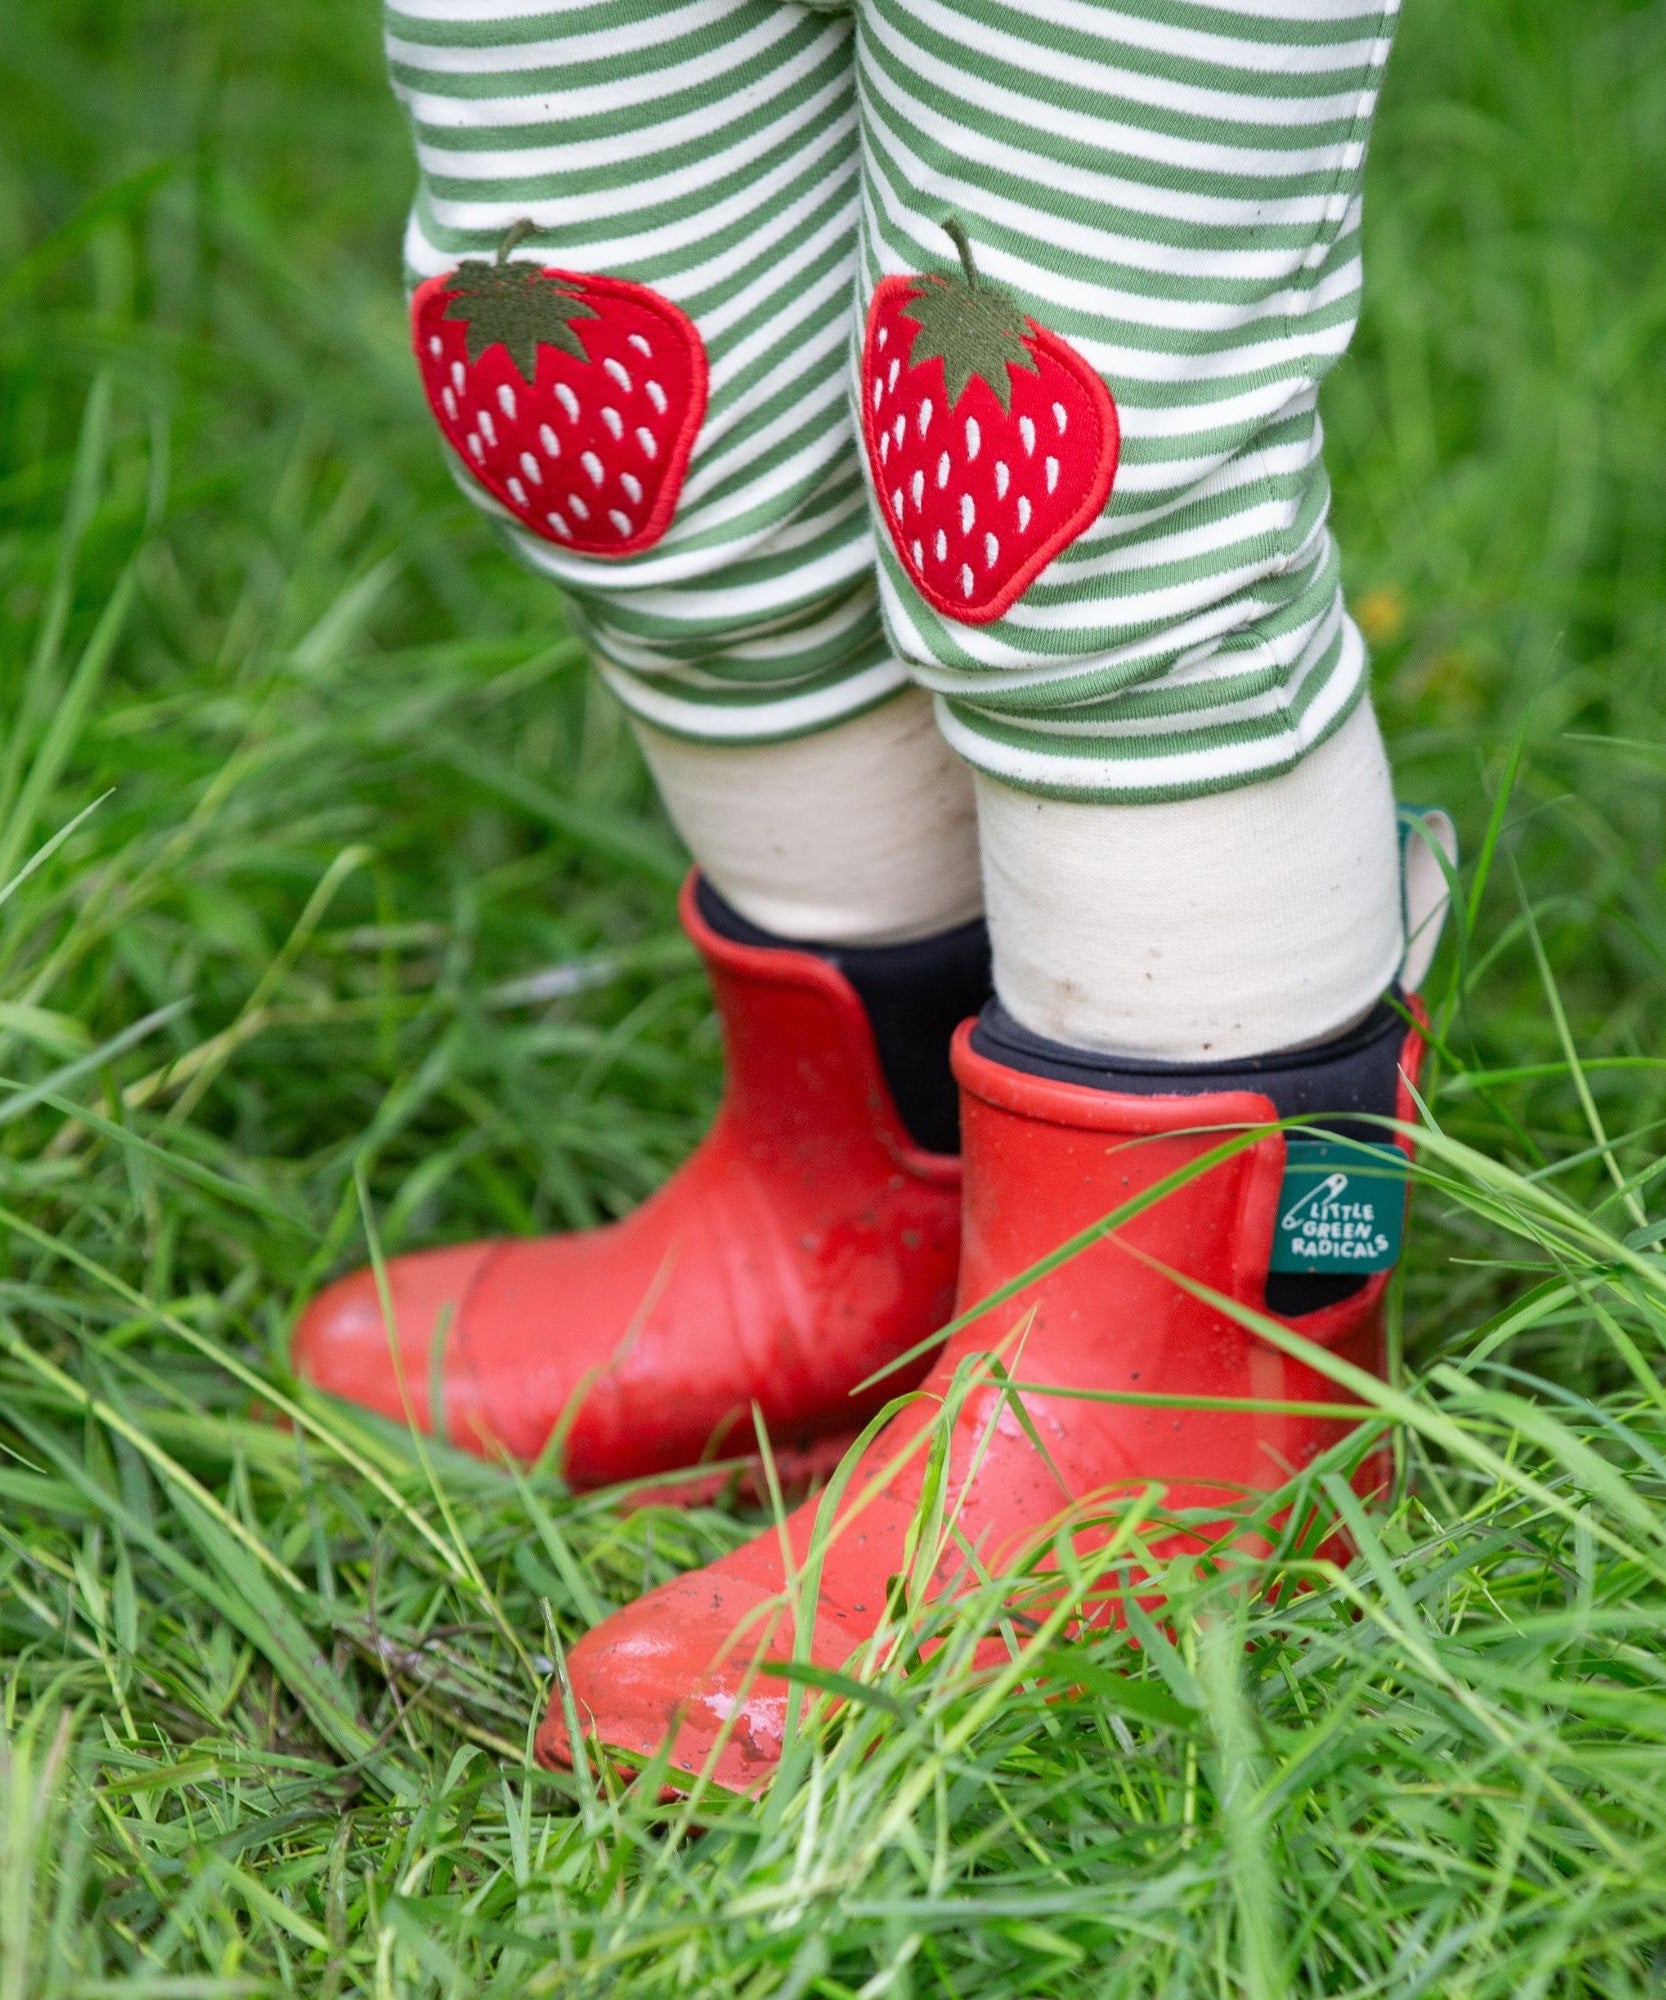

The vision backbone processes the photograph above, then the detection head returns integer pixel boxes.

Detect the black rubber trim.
[696,877,991,1156]
[970,995,1412,1316]
[970,995,1409,1142]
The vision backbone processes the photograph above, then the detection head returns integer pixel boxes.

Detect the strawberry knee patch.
[412,230,707,559]
[862,225,1118,625]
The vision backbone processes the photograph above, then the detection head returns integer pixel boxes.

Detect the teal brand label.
[1270,1141,1409,1275]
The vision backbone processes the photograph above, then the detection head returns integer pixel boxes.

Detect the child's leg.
[632,690,981,944]
[294,0,991,1478]
[388,0,980,937]
[975,699,1402,1059]
[541,0,1441,1792]
[853,0,1407,1054]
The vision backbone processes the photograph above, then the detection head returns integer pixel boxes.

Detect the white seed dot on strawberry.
[910,468,924,508]
[891,487,904,520]
[468,434,484,463]
[519,451,542,485]
[604,358,632,393]
[451,362,466,396]
[994,460,1010,499]
[1045,456,1060,494]
[508,477,528,507]
[556,383,580,423]
[621,472,643,505]
[628,333,653,358]
[918,398,933,439]
[960,492,975,533]
[601,407,624,442]
[429,336,443,359]
[442,387,458,422]
[887,357,900,393]
[960,563,974,599]
[1053,400,1068,435]
[547,511,572,539]
[877,325,889,350]
[479,410,498,448]
[1017,495,1032,531]
[636,427,658,461]
[912,538,924,567]
[646,380,668,416]
[872,379,884,411]
[498,384,517,421]
[881,434,891,466]
[1019,415,1036,455]
[965,416,981,461]
[540,424,560,459]
[985,531,999,569]
[892,414,905,448]
[936,451,951,490]
[581,451,604,488]
[935,528,948,562]
[609,508,633,537]
[568,493,591,522]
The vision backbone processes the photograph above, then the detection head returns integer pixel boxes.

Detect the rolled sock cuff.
[634,689,983,948]
[974,698,1407,1063]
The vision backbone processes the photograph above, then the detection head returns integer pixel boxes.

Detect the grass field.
[4,0,1666,1992]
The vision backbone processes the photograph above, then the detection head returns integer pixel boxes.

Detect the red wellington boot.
[537,998,1426,1790]
[292,877,985,1486]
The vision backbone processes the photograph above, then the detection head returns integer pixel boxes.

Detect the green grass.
[3,0,1666,1991]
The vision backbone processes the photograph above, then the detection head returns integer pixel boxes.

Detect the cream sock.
[630,688,984,946]
[974,700,1417,1063]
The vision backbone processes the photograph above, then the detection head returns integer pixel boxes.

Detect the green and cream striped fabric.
[857,0,1400,799]
[387,0,905,740]
[386,0,1399,800]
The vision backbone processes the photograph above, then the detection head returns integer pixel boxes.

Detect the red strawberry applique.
[861,223,1119,625]
[411,221,708,559]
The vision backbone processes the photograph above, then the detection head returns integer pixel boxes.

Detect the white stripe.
[862,9,1379,180]
[857,140,1357,292]
[931,625,1363,796]
[936,0,1391,79]
[499,473,871,597]
[697,197,858,343]
[599,657,907,739]
[386,0,751,76]
[403,15,820,146]
[390,0,664,20]
[423,78,852,232]
[1003,597,1344,740]
[688,361,849,500]
[893,0,1387,133]
[859,117,1354,273]
[885,534,1341,692]
[592,579,876,675]
[419,103,854,263]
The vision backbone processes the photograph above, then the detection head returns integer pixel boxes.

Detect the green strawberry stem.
[441,220,594,379]
[497,217,538,265]
[902,219,1037,412]
[942,219,980,292]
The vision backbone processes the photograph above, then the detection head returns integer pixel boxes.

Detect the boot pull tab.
[1397,803,1459,992]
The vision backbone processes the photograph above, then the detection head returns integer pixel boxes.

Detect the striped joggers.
[389,0,1399,806]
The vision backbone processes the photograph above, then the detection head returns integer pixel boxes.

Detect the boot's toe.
[291,1241,499,1438]
[537,1567,793,1793]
